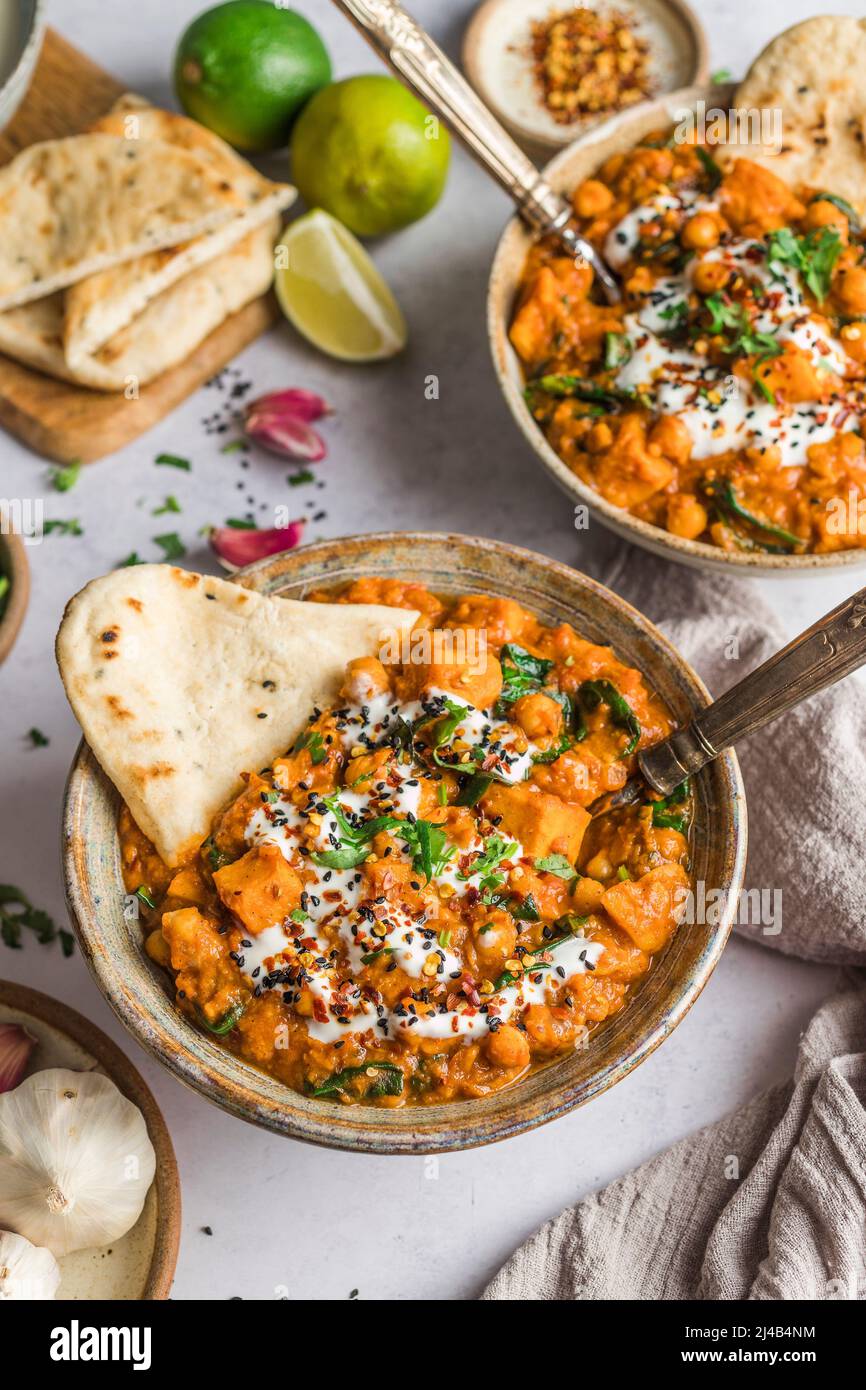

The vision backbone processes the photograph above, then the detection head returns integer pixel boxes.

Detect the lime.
[275,210,408,362]
[290,75,451,237]
[174,1,331,153]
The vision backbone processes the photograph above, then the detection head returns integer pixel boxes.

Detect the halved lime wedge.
[275,210,408,362]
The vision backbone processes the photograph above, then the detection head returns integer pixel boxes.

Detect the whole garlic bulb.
[0,1068,156,1257]
[0,1229,60,1299]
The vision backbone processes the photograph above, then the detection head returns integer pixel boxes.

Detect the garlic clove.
[0,1228,60,1300]
[209,520,306,572]
[0,1068,156,1258]
[245,388,331,424]
[0,1024,36,1094]
[244,408,327,462]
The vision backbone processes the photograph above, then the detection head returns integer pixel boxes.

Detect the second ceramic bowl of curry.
[63,533,747,1153]
[489,82,866,577]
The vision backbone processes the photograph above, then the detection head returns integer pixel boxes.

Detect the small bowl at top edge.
[462,0,709,156]
[62,532,747,1154]
[488,82,866,578]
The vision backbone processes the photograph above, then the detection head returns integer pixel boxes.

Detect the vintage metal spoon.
[591,586,866,816]
[331,0,621,302]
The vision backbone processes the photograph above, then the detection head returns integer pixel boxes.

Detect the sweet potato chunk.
[601,862,688,952]
[161,906,241,1025]
[481,781,590,861]
[213,845,302,934]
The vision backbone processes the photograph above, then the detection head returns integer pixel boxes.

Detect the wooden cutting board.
[0,28,280,463]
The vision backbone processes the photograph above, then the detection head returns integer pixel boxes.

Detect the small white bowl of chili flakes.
[463,0,709,154]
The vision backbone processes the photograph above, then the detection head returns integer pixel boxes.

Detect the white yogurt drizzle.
[602,191,857,467]
[236,685,596,1045]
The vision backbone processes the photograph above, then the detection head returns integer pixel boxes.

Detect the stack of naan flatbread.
[0,95,295,391]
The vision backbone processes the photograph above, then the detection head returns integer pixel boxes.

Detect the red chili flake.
[832,407,851,429]
[313,999,329,1023]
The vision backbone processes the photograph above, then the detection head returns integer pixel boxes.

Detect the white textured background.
[0,0,859,1300]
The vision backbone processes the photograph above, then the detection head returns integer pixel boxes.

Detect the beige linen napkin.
[483,547,866,1299]
[482,978,866,1300]
[598,549,866,964]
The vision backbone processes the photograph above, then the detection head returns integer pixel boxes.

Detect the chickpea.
[666,494,709,540]
[649,414,693,465]
[840,320,866,365]
[512,691,563,740]
[586,421,614,453]
[485,1024,530,1071]
[692,261,731,296]
[574,178,614,219]
[681,213,720,250]
[803,198,849,242]
[834,265,866,315]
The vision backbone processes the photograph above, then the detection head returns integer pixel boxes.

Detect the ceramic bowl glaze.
[63,533,747,1153]
[489,83,866,577]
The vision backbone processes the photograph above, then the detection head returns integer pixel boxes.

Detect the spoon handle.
[330,0,620,301]
[641,586,866,794]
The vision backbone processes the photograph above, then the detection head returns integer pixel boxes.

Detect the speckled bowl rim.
[0,979,180,1299]
[488,82,866,577]
[63,533,747,1154]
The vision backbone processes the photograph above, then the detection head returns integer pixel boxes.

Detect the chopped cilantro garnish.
[50,461,81,492]
[288,469,315,487]
[153,495,181,516]
[766,225,843,302]
[27,728,49,747]
[43,518,83,537]
[155,453,191,470]
[118,551,144,567]
[292,730,326,765]
[0,885,74,955]
[153,532,186,561]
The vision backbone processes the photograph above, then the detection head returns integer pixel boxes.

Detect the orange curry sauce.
[510,136,866,553]
[121,582,691,1106]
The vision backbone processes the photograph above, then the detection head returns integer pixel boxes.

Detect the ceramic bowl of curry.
[490,83,866,574]
[64,536,750,1156]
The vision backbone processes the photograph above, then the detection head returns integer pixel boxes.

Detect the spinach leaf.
[455,771,493,806]
[649,779,691,834]
[311,1061,403,1099]
[497,644,554,706]
[604,331,632,370]
[700,478,802,549]
[578,680,641,755]
[199,1001,246,1036]
[696,146,723,192]
[525,375,651,410]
